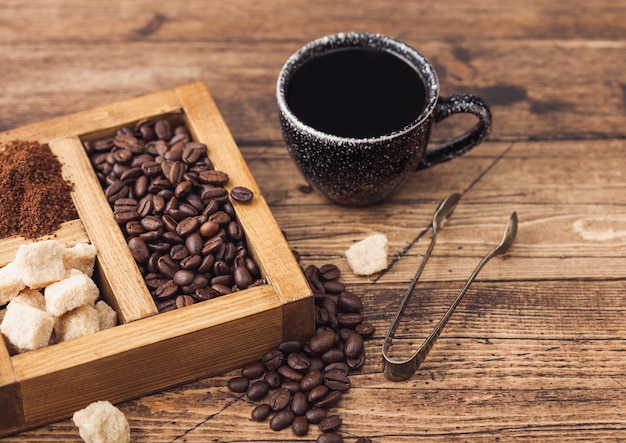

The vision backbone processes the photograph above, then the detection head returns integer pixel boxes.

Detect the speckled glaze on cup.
[277,32,492,206]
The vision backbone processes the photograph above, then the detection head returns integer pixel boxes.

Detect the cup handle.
[417,94,492,170]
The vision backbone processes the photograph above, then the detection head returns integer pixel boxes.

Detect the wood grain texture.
[1,0,626,441]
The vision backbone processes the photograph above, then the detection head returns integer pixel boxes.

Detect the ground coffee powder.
[0,140,78,239]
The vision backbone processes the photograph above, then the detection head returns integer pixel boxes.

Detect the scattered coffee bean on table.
[83,118,263,312]
[0,140,78,239]
[227,261,375,443]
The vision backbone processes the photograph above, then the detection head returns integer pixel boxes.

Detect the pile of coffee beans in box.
[83,118,262,312]
[228,261,374,443]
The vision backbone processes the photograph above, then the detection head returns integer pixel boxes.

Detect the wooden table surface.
[2,0,626,441]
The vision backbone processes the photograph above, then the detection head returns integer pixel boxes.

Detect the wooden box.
[0,82,313,437]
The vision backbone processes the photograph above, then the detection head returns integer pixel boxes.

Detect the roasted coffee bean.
[355,438,373,443]
[309,358,324,372]
[211,274,233,287]
[291,390,309,416]
[307,384,329,403]
[209,210,231,225]
[198,220,219,237]
[246,380,270,401]
[230,185,254,202]
[201,235,223,255]
[323,280,345,294]
[309,331,337,354]
[338,327,354,342]
[114,133,143,153]
[269,387,292,411]
[305,407,328,424]
[277,365,304,382]
[280,380,301,393]
[185,232,204,255]
[182,142,206,164]
[318,263,340,281]
[125,220,145,236]
[354,321,375,338]
[324,370,351,392]
[317,432,344,443]
[264,370,282,389]
[174,180,193,199]
[227,221,243,240]
[316,306,330,326]
[161,214,179,232]
[337,312,363,328]
[156,298,176,313]
[343,332,364,358]
[321,296,338,315]
[157,255,179,278]
[200,185,228,202]
[154,119,172,140]
[300,369,323,392]
[155,279,178,300]
[269,409,294,431]
[197,254,215,274]
[145,273,167,289]
[199,169,229,185]
[234,256,253,289]
[114,208,141,224]
[321,348,345,364]
[319,415,342,433]
[287,352,311,371]
[242,360,266,379]
[251,403,271,422]
[194,287,218,301]
[211,281,232,295]
[170,244,189,260]
[128,237,150,263]
[175,294,195,309]
[278,341,303,353]
[324,362,349,375]
[292,415,309,436]
[250,403,272,422]
[179,254,202,270]
[314,390,342,409]
[176,216,201,237]
[337,291,363,313]
[347,351,366,370]
[141,215,162,232]
[141,161,162,177]
[262,349,284,370]
[173,269,195,286]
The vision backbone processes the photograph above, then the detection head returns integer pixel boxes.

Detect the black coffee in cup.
[277,32,491,205]
[286,47,427,138]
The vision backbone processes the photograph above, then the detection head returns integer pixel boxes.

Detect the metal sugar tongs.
[382,193,518,381]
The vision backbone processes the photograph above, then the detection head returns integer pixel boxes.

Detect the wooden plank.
[48,137,158,323]
[11,285,282,429]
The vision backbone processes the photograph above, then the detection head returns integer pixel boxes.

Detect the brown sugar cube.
[44,270,99,317]
[0,262,26,305]
[72,400,130,443]
[345,233,389,276]
[63,242,97,277]
[54,304,100,343]
[1,301,55,353]
[95,300,118,330]
[14,240,67,289]
[11,289,46,311]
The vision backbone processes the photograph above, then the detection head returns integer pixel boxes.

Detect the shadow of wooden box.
[0,82,313,437]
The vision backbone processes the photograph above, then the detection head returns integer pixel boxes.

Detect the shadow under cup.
[277,32,492,206]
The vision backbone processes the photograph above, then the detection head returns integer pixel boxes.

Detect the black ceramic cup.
[276,32,492,206]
